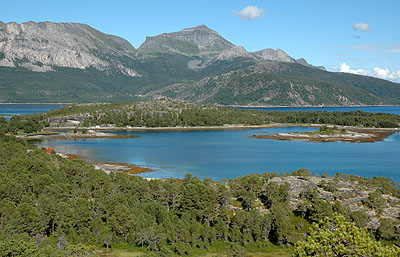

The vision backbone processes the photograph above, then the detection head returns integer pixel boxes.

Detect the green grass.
[99,241,293,257]
[100,243,147,257]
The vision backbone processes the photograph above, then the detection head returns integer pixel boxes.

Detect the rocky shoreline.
[57,152,154,176]
[19,131,138,139]
[251,127,398,143]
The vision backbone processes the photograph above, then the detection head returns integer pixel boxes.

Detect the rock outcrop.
[0,21,139,76]
[138,25,234,55]
[138,24,324,70]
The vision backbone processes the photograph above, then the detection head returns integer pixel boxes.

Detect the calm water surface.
[9,104,398,181]
[0,104,66,119]
[35,127,400,181]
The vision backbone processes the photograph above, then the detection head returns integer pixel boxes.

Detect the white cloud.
[373,67,400,81]
[352,22,371,32]
[235,6,265,20]
[340,63,400,82]
[339,63,369,75]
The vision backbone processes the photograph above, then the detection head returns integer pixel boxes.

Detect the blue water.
[7,104,398,181]
[0,104,66,120]
[34,126,400,182]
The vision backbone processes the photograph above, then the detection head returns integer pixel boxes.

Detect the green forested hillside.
[1,133,400,256]
[1,21,400,105]
[150,62,400,106]
[1,54,400,105]
[0,55,258,103]
[284,63,400,104]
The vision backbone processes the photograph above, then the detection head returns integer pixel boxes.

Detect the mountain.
[0,21,139,76]
[138,25,325,70]
[138,25,234,56]
[144,61,390,106]
[0,21,399,105]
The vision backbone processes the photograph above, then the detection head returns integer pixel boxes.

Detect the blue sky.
[1,0,400,81]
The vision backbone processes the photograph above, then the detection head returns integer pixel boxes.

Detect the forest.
[1,126,400,256]
[24,99,400,129]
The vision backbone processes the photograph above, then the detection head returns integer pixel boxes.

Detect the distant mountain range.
[0,21,399,106]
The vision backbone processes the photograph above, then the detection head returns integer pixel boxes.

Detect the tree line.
[24,99,400,129]
[1,134,400,256]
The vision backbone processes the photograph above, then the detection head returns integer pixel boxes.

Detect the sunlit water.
[34,127,400,181]
[7,104,400,181]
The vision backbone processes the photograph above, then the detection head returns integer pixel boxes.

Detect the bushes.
[1,133,400,255]
[363,191,386,212]
[293,214,400,257]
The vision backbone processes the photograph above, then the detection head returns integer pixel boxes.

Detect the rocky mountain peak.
[0,21,138,75]
[217,46,253,60]
[138,25,234,55]
[181,24,211,32]
[251,48,296,63]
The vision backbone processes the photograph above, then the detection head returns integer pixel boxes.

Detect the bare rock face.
[296,58,326,71]
[138,25,234,55]
[172,25,234,52]
[0,21,323,75]
[217,46,254,60]
[0,21,139,76]
[252,48,296,63]
[138,24,325,72]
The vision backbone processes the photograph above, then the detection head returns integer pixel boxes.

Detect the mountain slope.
[138,25,234,55]
[145,62,391,106]
[0,21,139,76]
[137,25,325,70]
[0,21,399,105]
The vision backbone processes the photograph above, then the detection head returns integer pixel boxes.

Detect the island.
[4,99,399,131]
[1,101,400,256]
[251,125,398,143]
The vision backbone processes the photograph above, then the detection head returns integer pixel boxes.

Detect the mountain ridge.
[137,24,325,70]
[0,21,399,106]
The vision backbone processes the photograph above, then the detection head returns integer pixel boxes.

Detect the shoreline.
[1,102,400,108]
[44,123,320,132]
[44,123,400,132]
[0,103,72,105]
[250,127,398,143]
[20,131,139,139]
[61,153,154,176]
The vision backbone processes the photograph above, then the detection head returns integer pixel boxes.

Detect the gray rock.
[252,48,296,63]
[138,25,234,55]
[296,58,326,71]
[0,21,139,76]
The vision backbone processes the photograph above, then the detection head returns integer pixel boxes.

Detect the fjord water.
[14,104,399,181]
[35,126,400,181]
[0,104,66,119]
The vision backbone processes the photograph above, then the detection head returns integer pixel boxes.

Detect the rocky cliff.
[0,21,139,76]
[138,24,324,70]
[1,21,399,105]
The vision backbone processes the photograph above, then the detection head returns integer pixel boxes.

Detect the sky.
[1,0,400,82]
